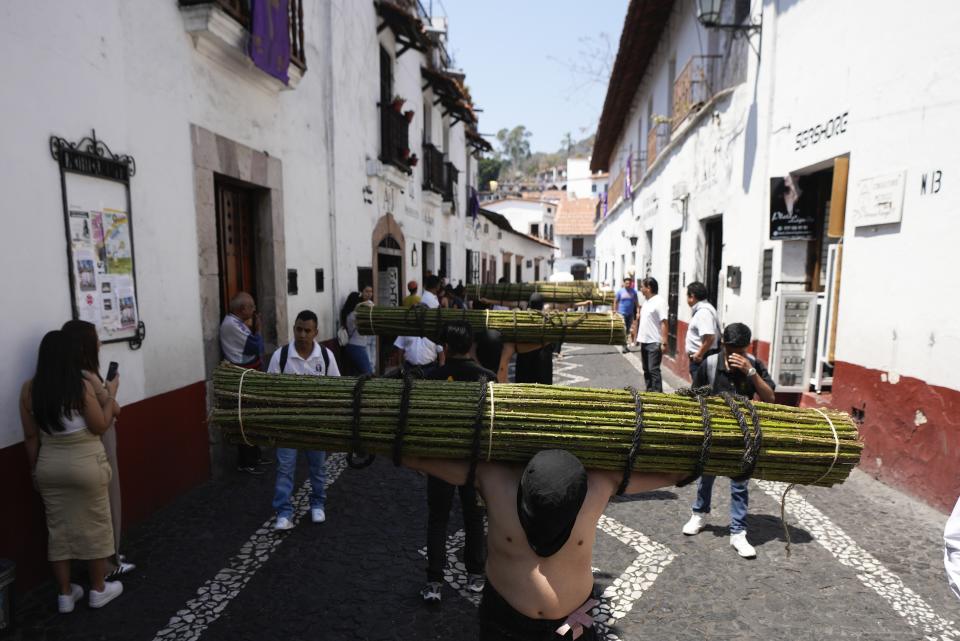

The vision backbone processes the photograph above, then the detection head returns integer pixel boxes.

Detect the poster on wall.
[53,131,141,347]
[769,175,817,240]
[851,171,906,227]
[66,207,139,340]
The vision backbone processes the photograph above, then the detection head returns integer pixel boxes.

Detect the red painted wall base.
[0,381,208,594]
[830,361,960,513]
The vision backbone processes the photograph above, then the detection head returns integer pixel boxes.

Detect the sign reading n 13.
[795,112,849,151]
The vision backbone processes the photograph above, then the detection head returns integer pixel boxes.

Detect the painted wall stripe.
[152,454,347,641]
[756,480,960,641]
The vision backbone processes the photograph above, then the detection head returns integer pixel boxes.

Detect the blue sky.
[440,0,629,154]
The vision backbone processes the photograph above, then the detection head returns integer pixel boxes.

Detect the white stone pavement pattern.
[145,344,959,641]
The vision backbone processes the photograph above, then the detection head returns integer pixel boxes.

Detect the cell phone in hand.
[106,361,119,382]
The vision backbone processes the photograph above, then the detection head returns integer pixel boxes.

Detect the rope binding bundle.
[359,305,627,346]
[215,365,862,489]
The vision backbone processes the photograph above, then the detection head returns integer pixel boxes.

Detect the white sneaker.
[311,507,326,523]
[730,531,757,558]
[89,581,123,609]
[274,516,294,531]
[57,583,84,614]
[682,512,707,536]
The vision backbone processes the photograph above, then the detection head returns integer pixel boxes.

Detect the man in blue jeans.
[614,276,639,353]
[266,310,340,530]
[681,322,775,558]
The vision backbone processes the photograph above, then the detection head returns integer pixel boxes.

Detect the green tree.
[478,157,504,190]
[495,125,533,176]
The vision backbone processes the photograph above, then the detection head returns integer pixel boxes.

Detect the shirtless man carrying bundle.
[405,450,680,640]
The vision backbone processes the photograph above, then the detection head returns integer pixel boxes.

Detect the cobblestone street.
[12,347,960,641]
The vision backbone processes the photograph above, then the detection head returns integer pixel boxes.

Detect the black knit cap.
[516,450,588,557]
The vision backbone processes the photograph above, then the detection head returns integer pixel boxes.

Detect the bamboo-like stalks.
[356,305,627,345]
[465,282,614,306]
[211,365,862,487]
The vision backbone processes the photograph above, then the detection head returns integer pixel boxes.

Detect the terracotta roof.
[521,190,565,203]
[555,196,599,236]
[591,0,676,172]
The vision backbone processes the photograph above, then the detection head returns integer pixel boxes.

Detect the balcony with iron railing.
[381,105,412,173]
[180,0,306,72]
[672,55,721,130]
[422,143,445,194]
[442,161,459,203]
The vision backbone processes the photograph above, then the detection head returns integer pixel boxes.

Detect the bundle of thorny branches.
[356,305,627,345]
[212,365,861,487]
[465,282,614,307]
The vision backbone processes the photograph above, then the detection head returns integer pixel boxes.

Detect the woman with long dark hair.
[61,320,135,580]
[19,330,123,612]
[340,291,374,374]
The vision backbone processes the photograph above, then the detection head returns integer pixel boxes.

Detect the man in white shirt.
[637,277,669,392]
[420,275,441,309]
[266,310,340,530]
[685,281,721,379]
[394,334,444,374]
[947,496,960,600]
[219,291,266,474]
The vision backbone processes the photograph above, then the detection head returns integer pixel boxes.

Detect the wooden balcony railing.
[608,169,625,208]
[671,55,720,130]
[443,161,459,203]
[646,120,670,167]
[381,105,412,173]
[180,0,306,71]
[422,143,445,194]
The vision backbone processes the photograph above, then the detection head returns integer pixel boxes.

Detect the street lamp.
[696,0,761,33]
[628,235,639,247]
[411,244,418,267]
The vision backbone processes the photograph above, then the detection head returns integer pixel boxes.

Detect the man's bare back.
[405,455,681,620]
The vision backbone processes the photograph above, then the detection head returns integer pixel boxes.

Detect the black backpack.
[278,344,331,375]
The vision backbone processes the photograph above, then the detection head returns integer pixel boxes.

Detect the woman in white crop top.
[19,329,124,613]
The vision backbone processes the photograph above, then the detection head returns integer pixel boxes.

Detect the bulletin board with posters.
[50,131,144,348]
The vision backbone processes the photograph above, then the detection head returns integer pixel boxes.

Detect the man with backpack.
[681,322,775,558]
[266,310,340,530]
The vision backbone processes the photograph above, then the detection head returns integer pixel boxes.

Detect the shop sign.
[852,171,906,227]
[769,176,816,240]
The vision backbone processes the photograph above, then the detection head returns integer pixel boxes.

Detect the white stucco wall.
[483,200,554,240]
[594,0,960,392]
[0,0,484,450]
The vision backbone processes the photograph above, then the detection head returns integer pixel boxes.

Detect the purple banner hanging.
[249,0,290,84]
[625,152,633,200]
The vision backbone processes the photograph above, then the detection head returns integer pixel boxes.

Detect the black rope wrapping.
[347,374,376,469]
[392,372,416,466]
[617,386,645,495]
[674,386,714,487]
[403,304,429,339]
[465,377,489,488]
[733,394,763,481]
[719,392,764,482]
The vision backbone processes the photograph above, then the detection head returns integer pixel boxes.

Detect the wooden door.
[216,181,257,316]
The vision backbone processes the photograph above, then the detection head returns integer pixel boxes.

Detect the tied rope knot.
[347,374,376,469]
[674,386,715,487]
[555,599,600,640]
[618,386,645,495]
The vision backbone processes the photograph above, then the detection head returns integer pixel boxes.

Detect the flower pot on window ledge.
[408,154,419,167]
[392,96,406,112]
[404,110,415,123]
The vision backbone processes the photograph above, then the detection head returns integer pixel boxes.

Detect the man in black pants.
[420,320,493,603]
